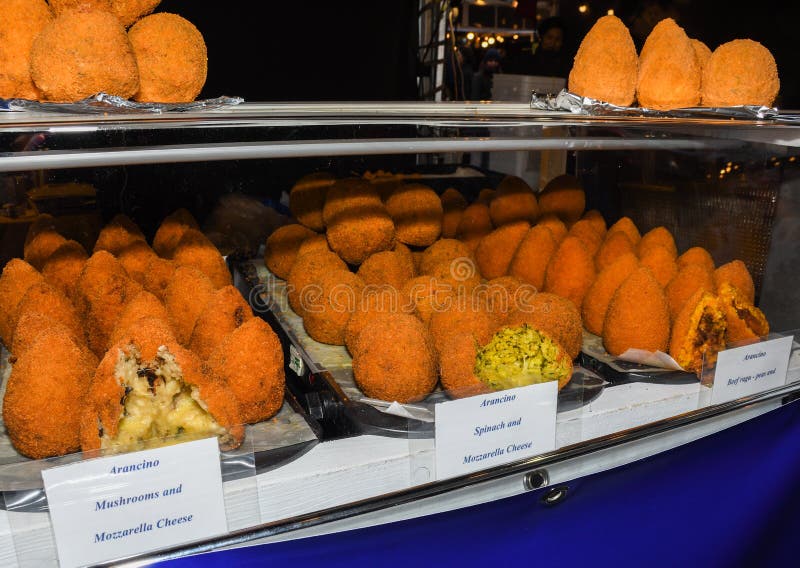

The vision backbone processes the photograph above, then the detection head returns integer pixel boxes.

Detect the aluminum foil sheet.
[0,93,244,114]
[531,89,783,121]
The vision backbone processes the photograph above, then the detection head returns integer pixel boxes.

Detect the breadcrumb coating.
[208,317,285,424]
[508,224,558,291]
[385,183,443,246]
[30,10,139,102]
[568,15,638,106]
[603,267,670,356]
[0,0,52,100]
[637,18,701,110]
[702,39,779,107]
[582,252,639,336]
[129,13,207,102]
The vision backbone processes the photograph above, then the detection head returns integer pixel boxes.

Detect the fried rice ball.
[506,292,583,360]
[189,285,253,360]
[677,246,715,273]
[286,249,348,317]
[603,267,670,356]
[321,178,382,226]
[691,39,712,70]
[0,0,52,100]
[713,259,755,304]
[581,210,607,236]
[595,231,635,272]
[152,208,199,259]
[0,259,45,348]
[384,183,443,247]
[77,250,144,356]
[264,224,317,280]
[142,256,177,301]
[718,283,769,345]
[109,315,177,361]
[400,275,458,325]
[23,229,68,271]
[418,239,472,277]
[456,201,494,252]
[607,216,641,246]
[163,265,217,346]
[567,218,603,257]
[702,39,779,107]
[48,0,111,16]
[351,313,437,403]
[536,214,568,243]
[344,289,413,353]
[80,340,244,453]
[129,13,207,102]
[538,174,586,225]
[637,18,701,110]
[637,226,677,259]
[441,188,468,238]
[110,289,170,344]
[356,249,414,289]
[544,236,596,309]
[93,213,146,256]
[508,224,558,291]
[5,329,96,459]
[297,233,331,257]
[669,289,727,376]
[208,317,285,424]
[10,311,82,360]
[477,188,495,204]
[568,14,638,107]
[14,281,84,346]
[289,172,336,232]
[665,263,715,321]
[393,241,416,278]
[117,240,158,284]
[489,175,539,227]
[326,204,396,266]
[475,221,531,280]
[41,239,88,302]
[438,333,492,399]
[640,245,678,288]
[428,302,499,356]
[173,228,232,289]
[483,275,529,323]
[303,269,365,346]
[112,0,162,28]
[582,252,639,336]
[30,10,139,102]
[23,214,57,251]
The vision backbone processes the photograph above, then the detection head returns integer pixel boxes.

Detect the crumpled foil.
[0,92,244,114]
[531,89,789,121]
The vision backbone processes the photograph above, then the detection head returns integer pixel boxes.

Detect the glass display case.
[0,102,799,566]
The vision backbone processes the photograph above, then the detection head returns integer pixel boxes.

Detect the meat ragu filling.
[101,346,233,452]
[694,308,726,365]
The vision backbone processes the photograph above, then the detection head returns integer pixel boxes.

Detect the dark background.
[160,0,800,109]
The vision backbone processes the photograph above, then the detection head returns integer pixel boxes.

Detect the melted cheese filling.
[101,347,229,452]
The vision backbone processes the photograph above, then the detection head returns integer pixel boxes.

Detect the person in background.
[471,48,502,100]
[619,0,679,52]
[526,17,570,78]
[444,46,475,100]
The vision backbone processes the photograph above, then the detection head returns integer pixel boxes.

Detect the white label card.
[434,382,558,480]
[42,437,228,568]
[711,335,793,405]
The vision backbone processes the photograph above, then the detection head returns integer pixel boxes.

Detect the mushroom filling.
[102,346,230,452]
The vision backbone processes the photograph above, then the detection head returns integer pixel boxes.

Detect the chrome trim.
[104,380,800,567]
[0,137,734,173]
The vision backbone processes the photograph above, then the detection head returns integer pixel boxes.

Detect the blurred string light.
[481,40,489,48]
[488,37,496,44]
[607,9,615,15]
[578,4,589,14]
[467,32,475,40]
